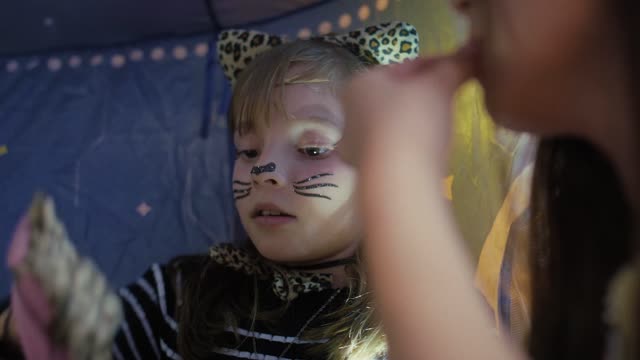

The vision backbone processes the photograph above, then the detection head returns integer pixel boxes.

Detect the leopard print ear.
[217,30,284,87]
[216,21,420,87]
[316,21,420,65]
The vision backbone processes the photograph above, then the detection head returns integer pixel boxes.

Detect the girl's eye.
[236,149,259,160]
[299,146,332,159]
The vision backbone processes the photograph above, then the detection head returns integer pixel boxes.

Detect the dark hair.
[614,0,640,353]
[527,138,633,360]
[172,254,259,359]
[528,2,639,358]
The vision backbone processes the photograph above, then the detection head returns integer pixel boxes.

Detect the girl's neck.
[283,257,355,271]
[312,264,352,289]
[284,257,356,288]
[283,247,359,289]
[575,47,638,203]
[279,240,359,288]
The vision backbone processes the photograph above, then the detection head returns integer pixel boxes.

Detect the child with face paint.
[0,22,420,360]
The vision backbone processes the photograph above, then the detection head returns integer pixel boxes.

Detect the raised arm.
[341,53,527,360]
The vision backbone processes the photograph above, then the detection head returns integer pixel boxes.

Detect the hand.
[7,194,122,360]
[338,49,473,174]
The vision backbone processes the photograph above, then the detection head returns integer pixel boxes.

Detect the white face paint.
[232,71,360,265]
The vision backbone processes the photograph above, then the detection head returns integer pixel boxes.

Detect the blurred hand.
[7,194,122,360]
[338,50,473,175]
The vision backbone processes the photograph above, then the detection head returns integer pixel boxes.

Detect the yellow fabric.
[475,164,532,328]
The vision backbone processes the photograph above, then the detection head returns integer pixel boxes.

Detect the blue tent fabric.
[0,0,392,295]
[0,35,236,293]
[0,0,331,55]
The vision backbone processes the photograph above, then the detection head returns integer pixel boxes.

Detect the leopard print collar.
[217,21,420,87]
[209,243,334,301]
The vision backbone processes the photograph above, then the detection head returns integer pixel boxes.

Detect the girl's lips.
[251,202,294,217]
[251,202,297,226]
[253,215,297,226]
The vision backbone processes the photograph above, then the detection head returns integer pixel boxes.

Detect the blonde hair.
[306,255,387,360]
[229,39,366,135]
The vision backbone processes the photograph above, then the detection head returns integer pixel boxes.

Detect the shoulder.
[120,262,179,315]
[118,255,207,314]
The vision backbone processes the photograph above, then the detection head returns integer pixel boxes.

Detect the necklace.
[278,288,343,359]
[282,257,356,271]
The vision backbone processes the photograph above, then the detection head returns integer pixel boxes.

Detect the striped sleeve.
[112,263,181,360]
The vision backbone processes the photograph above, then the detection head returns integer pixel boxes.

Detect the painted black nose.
[251,162,276,175]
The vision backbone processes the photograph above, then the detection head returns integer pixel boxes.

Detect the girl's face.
[456,0,615,135]
[232,73,360,264]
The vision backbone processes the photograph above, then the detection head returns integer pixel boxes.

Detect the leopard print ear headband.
[217,21,420,87]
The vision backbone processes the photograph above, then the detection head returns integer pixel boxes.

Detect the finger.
[396,52,474,96]
[334,130,359,168]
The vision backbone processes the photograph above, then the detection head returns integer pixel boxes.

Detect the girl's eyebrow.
[290,104,340,127]
[294,117,338,128]
[289,120,341,141]
[233,132,258,146]
[284,78,330,84]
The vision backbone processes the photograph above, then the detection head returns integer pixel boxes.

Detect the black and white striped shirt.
[113,263,346,359]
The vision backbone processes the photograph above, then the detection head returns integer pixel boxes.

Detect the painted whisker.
[233,179,252,200]
[292,174,336,200]
[292,183,338,190]
[294,173,333,185]
[234,190,251,200]
[294,191,331,200]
